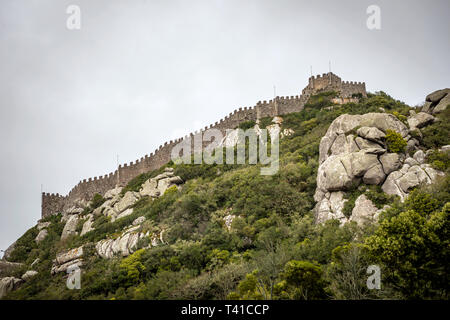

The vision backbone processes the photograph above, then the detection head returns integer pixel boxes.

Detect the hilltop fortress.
[42,72,367,218]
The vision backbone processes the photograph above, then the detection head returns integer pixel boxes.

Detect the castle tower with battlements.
[41,73,367,218]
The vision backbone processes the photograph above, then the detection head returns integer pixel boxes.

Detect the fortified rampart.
[42,73,367,218]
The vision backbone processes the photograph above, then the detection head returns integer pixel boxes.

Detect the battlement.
[41,73,366,217]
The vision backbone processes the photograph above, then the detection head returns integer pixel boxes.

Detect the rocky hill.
[1,89,449,300]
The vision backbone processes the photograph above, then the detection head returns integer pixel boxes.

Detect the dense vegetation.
[4,91,449,300]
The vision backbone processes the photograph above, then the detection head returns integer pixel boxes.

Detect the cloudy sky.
[0,0,449,257]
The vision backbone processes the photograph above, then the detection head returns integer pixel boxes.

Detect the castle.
[41,72,366,218]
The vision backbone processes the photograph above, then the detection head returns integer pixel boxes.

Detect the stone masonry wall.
[42,73,367,218]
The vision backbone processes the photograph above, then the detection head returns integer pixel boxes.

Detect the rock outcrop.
[0,277,23,299]
[61,214,79,240]
[422,88,450,114]
[0,260,23,277]
[314,112,443,224]
[95,226,149,259]
[51,246,84,275]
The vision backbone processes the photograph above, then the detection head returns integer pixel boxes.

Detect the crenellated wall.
[41,73,367,217]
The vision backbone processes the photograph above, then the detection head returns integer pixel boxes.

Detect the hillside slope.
[1,90,449,300]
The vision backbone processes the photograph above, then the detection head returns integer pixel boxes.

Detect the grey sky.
[0,0,449,257]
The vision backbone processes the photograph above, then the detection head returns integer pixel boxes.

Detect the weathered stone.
[114,208,134,222]
[349,194,379,226]
[382,170,406,200]
[397,171,420,193]
[56,247,84,265]
[37,222,51,231]
[132,216,146,226]
[316,155,357,192]
[413,150,426,164]
[95,230,148,259]
[51,259,83,275]
[422,101,433,113]
[61,215,79,240]
[355,137,383,150]
[407,112,435,130]
[356,126,386,142]
[363,164,386,185]
[433,94,450,114]
[404,157,419,167]
[426,89,449,103]
[0,261,23,277]
[80,214,94,236]
[0,277,23,299]
[114,191,140,213]
[35,229,48,243]
[21,270,38,281]
[315,192,347,225]
[140,178,160,197]
[348,151,380,178]
[104,187,123,199]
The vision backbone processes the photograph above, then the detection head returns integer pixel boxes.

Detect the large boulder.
[423,88,450,114]
[0,277,23,299]
[313,111,441,225]
[51,246,84,275]
[139,168,183,198]
[114,191,140,213]
[407,112,435,130]
[61,215,79,240]
[382,163,444,201]
[80,214,94,236]
[35,229,48,243]
[349,194,381,226]
[95,227,149,259]
[21,270,38,281]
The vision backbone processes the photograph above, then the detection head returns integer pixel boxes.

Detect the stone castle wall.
[42,73,367,218]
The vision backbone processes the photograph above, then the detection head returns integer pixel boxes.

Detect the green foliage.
[426,149,450,171]
[280,260,327,300]
[119,249,146,286]
[304,91,338,109]
[422,108,450,148]
[90,193,106,210]
[366,204,449,299]
[238,120,256,130]
[385,129,407,153]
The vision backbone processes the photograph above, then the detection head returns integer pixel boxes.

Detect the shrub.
[426,150,450,171]
[422,108,450,148]
[385,129,407,153]
[91,193,106,209]
[238,120,256,130]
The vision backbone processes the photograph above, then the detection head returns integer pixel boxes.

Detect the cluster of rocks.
[422,88,450,114]
[51,246,84,275]
[219,116,292,148]
[57,167,183,243]
[96,216,167,259]
[0,265,38,298]
[314,111,445,225]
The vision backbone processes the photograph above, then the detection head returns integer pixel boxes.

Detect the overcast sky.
[0,0,449,257]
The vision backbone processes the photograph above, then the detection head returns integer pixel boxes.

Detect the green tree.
[280,260,328,300]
